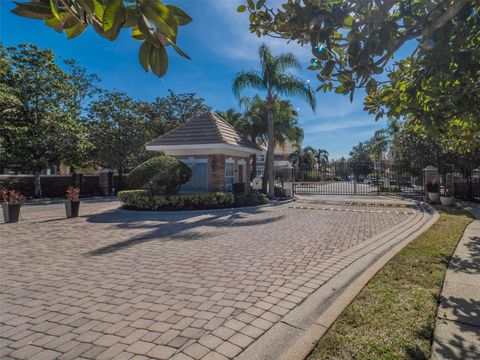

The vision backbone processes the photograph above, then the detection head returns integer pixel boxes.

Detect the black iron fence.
[278,161,423,197]
[449,169,480,202]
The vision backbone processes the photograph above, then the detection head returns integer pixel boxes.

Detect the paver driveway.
[1,199,417,359]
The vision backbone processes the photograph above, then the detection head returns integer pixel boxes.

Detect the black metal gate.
[282,161,423,197]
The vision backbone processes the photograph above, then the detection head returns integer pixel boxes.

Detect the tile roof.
[146,111,262,151]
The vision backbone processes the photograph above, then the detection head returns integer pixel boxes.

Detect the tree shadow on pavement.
[85,206,285,256]
[439,296,480,328]
[450,236,480,275]
[432,332,479,360]
[432,295,480,360]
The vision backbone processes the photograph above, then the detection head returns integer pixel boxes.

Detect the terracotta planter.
[2,202,21,223]
[65,200,80,218]
[428,192,440,203]
[440,196,455,207]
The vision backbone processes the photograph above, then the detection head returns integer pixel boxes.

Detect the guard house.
[145,112,263,193]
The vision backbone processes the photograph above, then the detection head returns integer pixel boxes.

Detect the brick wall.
[209,154,225,192]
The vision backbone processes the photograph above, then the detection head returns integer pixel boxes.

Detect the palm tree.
[367,129,390,161]
[242,96,304,149]
[316,149,329,166]
[232,44,316,197]
[290,146,317,171]
[219,97,304,186]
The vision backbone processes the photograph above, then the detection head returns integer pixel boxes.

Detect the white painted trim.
[146,143,263,155]
[237,159,246,166]
[225,157,235,164]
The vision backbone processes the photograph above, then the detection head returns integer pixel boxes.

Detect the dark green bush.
[127,156,192,195]
[118,190,235,210]
[234,191,267,207]
[234,193,247,207]
[304,171,322,181]
[274,186,287,198]
[258,193,269,204]
[232,183,246,194]
[246,192,259,205]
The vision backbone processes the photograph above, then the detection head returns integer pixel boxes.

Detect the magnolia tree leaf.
[12,1,53,19]
[49,0,60,20]
[139,41,151,71]
[139,0,176,37]
[12,0,192,77]
[92,0,105,19]
[76,0,94,14]
[131,27,145,40]
[149,44,168,76]
[65,21,87,39]
[103,0,126,35]
[123,5,137,28]
[167,5,192,25]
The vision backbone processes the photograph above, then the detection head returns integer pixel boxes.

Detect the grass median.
[308,207,474,360]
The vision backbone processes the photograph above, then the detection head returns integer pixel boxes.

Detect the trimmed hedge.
[127,156,192,195]
[234,192,254,207]
[118,190,235,211]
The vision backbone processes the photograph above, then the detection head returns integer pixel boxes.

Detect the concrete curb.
[236,203,439,360]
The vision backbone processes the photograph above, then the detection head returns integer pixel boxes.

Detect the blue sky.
[1,0,408,159]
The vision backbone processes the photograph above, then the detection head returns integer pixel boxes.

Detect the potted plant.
[1,189,24,223]
[440,187,455,207]
[426,182,440,203]
[65,186,80,218]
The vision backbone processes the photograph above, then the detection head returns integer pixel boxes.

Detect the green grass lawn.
[308,207,474,360]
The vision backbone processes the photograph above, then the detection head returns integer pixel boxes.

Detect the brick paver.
[1,199,416,359]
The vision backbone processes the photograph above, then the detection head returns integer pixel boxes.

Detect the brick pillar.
[423,166,439,203]
[209,154,225,192]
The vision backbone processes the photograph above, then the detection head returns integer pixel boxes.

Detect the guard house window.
[225,163,234,192]
[179,160,208,192]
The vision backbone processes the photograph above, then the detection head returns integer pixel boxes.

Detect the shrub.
[258,193,269,204]
[232,183,245,194]
[246,192,259,205]
[234,191,267,207]
[127,156,192,195]
[234,193,247,207]
[274,186,287,198]
[304,171,322,181]
[118,190,235,211]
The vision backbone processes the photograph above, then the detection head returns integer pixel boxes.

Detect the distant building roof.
[146,112,262,155]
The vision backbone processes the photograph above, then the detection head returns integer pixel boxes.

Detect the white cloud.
[208,0,312,63]
[306,118,377,133]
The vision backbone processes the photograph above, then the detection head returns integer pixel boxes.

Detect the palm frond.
[239,94,262,110]
[274,74,317,112]
[258,44,273,80]
[232,71,264,100]
[275,52,301,73]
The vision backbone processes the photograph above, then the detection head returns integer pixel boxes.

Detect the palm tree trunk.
[262,154,268,193]
[267,106,275,198]
[251,154,257,181]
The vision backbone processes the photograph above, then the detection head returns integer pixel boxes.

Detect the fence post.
[423,166,439,203]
